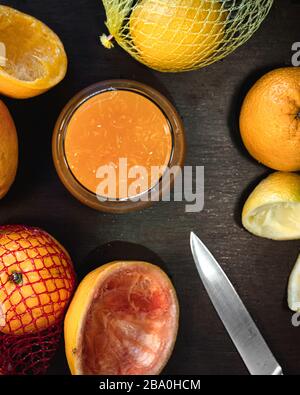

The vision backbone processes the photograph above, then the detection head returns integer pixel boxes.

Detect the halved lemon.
[288,255,300,311]
[0,6,67,99]
[242,172,300,240]
[64,261,179,375]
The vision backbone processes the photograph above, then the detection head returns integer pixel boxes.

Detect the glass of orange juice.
[52,80,185,213]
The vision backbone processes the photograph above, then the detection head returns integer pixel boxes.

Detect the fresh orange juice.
[65,90,172,199]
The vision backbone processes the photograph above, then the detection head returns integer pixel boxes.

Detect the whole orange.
[240,67,300,171]
[0,101,18,199]
[0,225,76,335]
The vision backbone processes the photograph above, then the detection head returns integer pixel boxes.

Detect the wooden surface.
[1,0,300,375]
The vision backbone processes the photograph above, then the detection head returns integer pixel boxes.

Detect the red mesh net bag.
[0,225,76,375]
[0,322,63,375]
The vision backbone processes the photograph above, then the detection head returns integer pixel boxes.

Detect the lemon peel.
[288,255,300,312]
[242,172,300,240]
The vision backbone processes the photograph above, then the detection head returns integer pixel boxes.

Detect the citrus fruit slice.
[240,67,300,171]
[0,225,76,335]
[242,172,300,240]
[0,101,18,199]
[129,0,227,72]
[64,261,179,375]
[0,6,67,99]
[288,254,300,312]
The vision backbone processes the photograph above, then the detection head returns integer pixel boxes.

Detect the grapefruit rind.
[64,261,179,375]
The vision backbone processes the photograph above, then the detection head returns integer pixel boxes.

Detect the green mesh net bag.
[100,0,274,72]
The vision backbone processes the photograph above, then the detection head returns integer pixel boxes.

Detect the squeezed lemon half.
[288,255,300,312]
[242,172,300,240]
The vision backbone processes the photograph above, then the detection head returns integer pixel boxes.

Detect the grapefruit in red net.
[64,261,179,375]
[0,225,76,335]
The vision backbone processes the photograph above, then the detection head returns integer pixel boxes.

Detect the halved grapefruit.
[64,261,179,375]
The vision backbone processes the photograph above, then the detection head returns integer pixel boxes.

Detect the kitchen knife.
[190,231,283,375]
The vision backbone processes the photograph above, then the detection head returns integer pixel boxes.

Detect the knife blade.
[190,231,283,376]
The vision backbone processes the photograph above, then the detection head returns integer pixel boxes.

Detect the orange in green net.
[130,0,227,72]
[101,0,274,73]
[0,225,76,335]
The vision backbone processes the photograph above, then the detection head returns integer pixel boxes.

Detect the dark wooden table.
[1,0,299,375]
